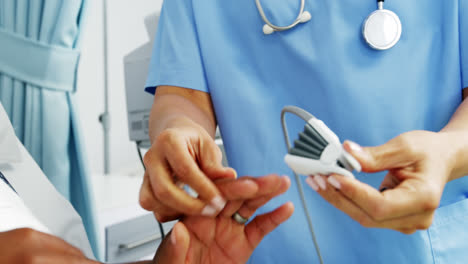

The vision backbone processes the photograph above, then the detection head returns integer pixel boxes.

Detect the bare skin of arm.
[439,88,468,180]
[149,86,217,140]
[1,175,293,264]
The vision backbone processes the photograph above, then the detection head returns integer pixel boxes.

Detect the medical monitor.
[124,13,159,148]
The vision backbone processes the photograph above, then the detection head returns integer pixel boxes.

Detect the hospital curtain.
[0,0,99,259]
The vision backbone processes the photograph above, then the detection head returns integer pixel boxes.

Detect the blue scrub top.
[146,1,468,263]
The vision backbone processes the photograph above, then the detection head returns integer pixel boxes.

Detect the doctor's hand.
[153,174,294,264]
[307,131,458,234]
[140,116,237,222]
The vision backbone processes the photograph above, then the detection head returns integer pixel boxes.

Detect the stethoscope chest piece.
[363,2,402,50]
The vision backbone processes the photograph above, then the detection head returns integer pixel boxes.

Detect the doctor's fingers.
[326,174,439,221]
[235,176,291,219]
[343,139,417,173]
[145,161,224,218]
[197,135,237,181]
[157,137,228,211]
[216,177,261,217]
[139,173,182,222]
[221,175,291,218]
[141,173,260,221]
[314,178,435,231]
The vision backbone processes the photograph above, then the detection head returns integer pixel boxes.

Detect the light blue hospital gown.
[146,1,468,263]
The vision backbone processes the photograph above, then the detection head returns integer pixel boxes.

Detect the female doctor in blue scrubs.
[139,0,468,263]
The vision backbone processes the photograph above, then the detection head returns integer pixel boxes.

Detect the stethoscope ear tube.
[256,0,401,50]
[256,0,311,34]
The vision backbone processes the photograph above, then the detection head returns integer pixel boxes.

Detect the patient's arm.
[0,228,154,264]
[0,228,100,264]
[0,175,293,264]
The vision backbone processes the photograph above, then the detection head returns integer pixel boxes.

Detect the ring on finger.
[232,212,249,224]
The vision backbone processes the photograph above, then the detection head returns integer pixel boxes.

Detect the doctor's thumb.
[344,140,407,173]
[199,139,238,180]
[203,162,238,181]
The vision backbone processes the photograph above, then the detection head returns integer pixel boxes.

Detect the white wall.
[76,0,163,175]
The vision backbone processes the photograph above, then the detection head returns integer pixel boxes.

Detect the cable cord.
[281,106,324,264]
[136,142,166,240]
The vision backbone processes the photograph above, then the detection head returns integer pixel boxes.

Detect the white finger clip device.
[281,106,361,178]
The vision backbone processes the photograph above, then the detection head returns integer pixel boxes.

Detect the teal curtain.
[0,0,100,260]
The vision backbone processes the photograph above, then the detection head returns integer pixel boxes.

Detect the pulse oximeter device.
[281,106,361,178]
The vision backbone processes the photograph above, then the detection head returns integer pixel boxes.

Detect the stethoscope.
[255,0,402,50]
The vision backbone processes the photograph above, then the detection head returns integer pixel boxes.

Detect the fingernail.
[225,167,237,179]
[231,169,238,179]
[314,175,327,190]
[347,141,365,155]
[282,175,291,185]
[328,176,341,189]
[305,177,319,191]
[201,205,217,216]
[210,196,226,211]
[241,179,257,187]
[171,225,177,245]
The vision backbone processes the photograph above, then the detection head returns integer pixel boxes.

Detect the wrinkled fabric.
[0,99,21,163]
[0,0,99,260]
[0,102,93,258]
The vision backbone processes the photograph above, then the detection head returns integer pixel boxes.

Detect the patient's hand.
[0,228,99,264]
[154,174,293,264]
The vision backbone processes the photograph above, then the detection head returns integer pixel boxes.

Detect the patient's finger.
[237,176,290,219]
[251,175,286,196]
[245,202,294,249]
[216,179,258,217]
[154,222,191,264]
[220,175,289,217]
[220,200,244,217]
[215,178,259,200]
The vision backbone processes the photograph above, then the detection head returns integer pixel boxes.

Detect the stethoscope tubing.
[255,0,306,31]
[256,0,401,51]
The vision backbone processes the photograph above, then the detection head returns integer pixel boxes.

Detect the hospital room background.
[72,0,175,262]
[1,0,180,262]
